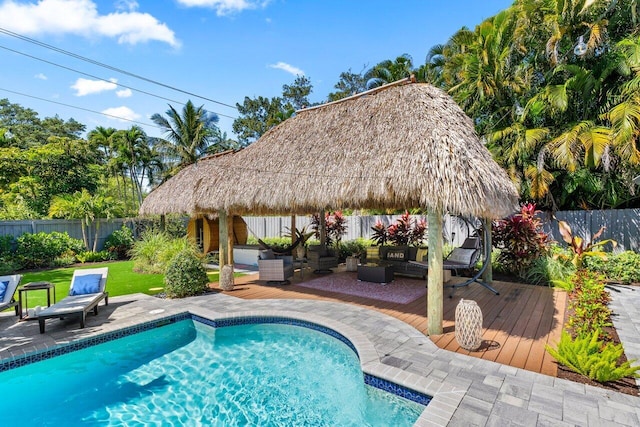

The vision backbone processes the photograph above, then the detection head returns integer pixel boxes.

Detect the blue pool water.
[0,319,425,426]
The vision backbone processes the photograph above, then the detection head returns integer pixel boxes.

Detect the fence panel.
[2,210,639,252]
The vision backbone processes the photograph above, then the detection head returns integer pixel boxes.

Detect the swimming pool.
[0,315,429,426]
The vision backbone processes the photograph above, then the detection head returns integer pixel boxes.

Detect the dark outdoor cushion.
[70,274,102,296]
[258,249,275,260]
[0,280,8,301]
[460,237,480,249]
[408,246,418,261]
[385,247,408,261]
[308,245,328,257]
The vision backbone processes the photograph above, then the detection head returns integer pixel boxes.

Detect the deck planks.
[223,269,564,377]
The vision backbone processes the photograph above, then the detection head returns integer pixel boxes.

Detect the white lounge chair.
[37,267,109,333]
[0,274,22,315]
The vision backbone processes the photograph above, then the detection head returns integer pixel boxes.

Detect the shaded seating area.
[37,267,109,333]
[307,245,339,273]
[258,249,294,284]
[0,274,22,316]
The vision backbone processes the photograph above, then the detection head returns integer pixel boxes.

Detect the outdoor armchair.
[37,267,109,333]
[0,274,22,315]
[307,245,339,273]
[258,249,294,284]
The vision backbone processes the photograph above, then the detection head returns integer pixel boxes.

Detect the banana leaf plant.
[557,220,617,269]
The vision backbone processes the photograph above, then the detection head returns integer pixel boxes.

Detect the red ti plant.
[557,220,616,269]
[311,211,348,247]
[370,211,427,246]
[492,203,550,277]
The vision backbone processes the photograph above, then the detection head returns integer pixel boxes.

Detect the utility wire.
[0,27,238,111]
[0,87,164,129]
[0,43,238,120]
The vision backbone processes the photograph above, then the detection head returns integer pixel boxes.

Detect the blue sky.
[0,0,513,140]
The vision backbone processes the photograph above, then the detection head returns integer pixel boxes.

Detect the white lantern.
[455,299,483,351]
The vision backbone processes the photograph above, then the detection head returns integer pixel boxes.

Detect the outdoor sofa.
[365,246,429,278]
[37,267,109,333]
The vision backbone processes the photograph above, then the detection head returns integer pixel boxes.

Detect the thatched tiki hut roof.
[191,80,518,218]
[140,79,519,335]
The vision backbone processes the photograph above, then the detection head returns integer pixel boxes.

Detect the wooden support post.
[427,209,444,335]
[482,218,493,284]
[227,214,234,266]
[219,210,229,267]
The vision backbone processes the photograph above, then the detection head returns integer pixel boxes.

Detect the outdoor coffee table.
[357,264,394,284]
[18,281,56,320]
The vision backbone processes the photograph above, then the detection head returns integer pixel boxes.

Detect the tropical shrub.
[336,238,370,261]
[370,212,427,246]
[130,231,195,274]
[522,253,575,286]
[557,221,617,269]
[492,203,549,278]
[567,270,612,338]
[104,225,134,260]
[311,211,348,247]
[164,249,210,298]
[15,231,84,269]
[546,330,640,383]
[76,250,114,263]
[584,251,640,285]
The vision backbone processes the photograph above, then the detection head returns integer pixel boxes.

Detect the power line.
[0,27,239,111]
[0,43,238,120]
[0,87,164,129]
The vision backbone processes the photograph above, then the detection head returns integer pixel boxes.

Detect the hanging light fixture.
[574,35,588,57]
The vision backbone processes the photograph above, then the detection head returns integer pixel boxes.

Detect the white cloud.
[71,77,118,96]
[0,0,180,47]
[177,0,269,16]
[102,106,140,122]
[116,88,132,98]
[268,62,304,76]
[34,73,48,80]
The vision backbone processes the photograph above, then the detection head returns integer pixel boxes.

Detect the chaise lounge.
[37,267,109,333]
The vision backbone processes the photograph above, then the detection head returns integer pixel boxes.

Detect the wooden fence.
[1,209,638,252]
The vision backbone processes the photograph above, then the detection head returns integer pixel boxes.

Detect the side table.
[293,258,308,279]
[18,281,56,320]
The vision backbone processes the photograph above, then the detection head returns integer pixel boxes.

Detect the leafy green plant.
[546,330,640,383]
[104,225,134,260]
[130,231,196,274]
[492,203,550,277]
[522,254,575,286]
[15,231,85,269]
[76,250,114,263]
[584,251,640,285]
[557,221,617,269]
[336,238,370,261]
[164,249,210,298]
[567,271,612,338]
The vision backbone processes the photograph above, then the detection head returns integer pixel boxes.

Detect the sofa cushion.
[70,274,102,295]
[0,280,8,301]
[384,247,408,261]
[416,247,428,262]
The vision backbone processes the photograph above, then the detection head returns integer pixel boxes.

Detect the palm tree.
[151,100,221,179]
[364,54,415,89]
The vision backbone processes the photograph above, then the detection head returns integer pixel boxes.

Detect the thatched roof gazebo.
[140,78,519,334]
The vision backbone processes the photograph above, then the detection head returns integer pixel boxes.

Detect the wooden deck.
[221,268,566,377]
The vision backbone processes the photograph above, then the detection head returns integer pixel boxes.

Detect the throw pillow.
[366,247,379,261]
[71,274,102,296]
[416,248,428,262]
[259,249,275,260]
[385,248,408,261]
[0,280,8,301]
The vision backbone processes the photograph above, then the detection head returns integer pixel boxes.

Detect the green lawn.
[10,261,233,308]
